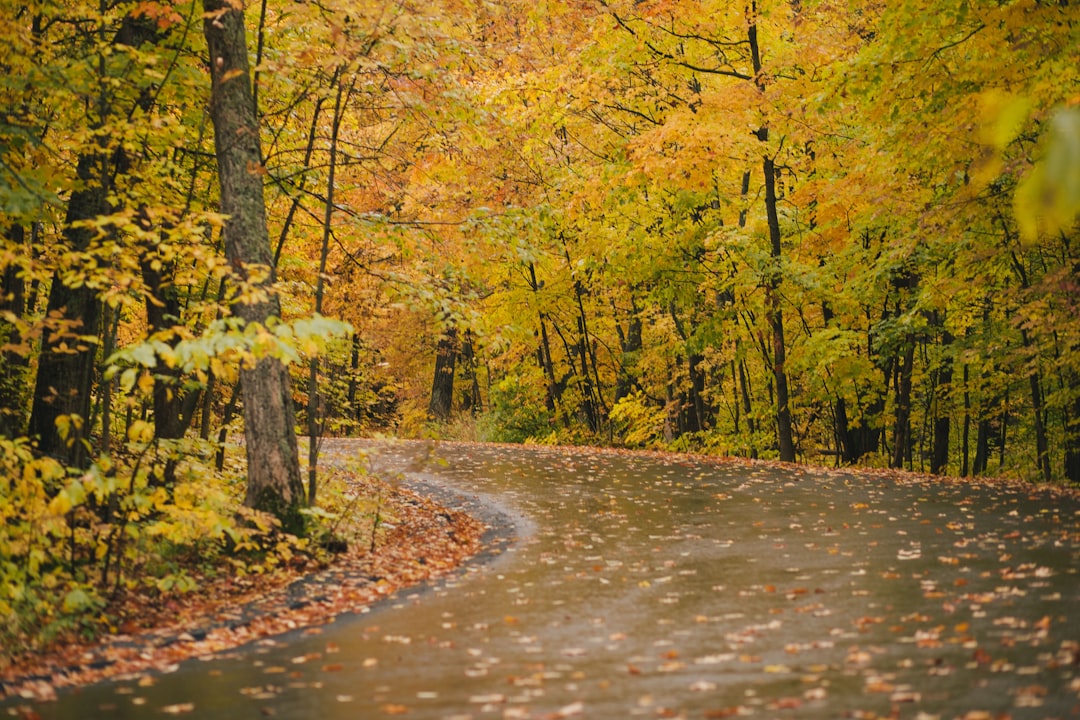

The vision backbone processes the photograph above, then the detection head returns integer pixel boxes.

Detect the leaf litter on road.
[5,440,1079,720]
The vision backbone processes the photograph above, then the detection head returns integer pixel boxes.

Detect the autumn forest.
[1,0,1079,661]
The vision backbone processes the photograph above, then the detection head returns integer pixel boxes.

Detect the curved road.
[24,440,1080,719]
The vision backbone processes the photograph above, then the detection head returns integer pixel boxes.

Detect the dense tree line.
[407,0,1079,485]
[0,0,1077,650]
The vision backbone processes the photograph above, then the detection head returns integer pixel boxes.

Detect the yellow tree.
[579,0,869,459]
[823,0,1080,480]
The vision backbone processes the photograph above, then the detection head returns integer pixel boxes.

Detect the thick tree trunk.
[203,0,304,533]
[28,13,162,466]
[29,152,106,467]
[429,326,457,420]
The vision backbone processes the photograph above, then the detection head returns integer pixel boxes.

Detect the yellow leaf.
[137,371,155,396]
[978,90,1030,150]
[48,490,72,516]
[128,419,154,443]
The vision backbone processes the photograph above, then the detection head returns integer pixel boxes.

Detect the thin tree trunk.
[961,364,971,477]
[99,306,119,456]
[973,417,991,475]
[998,389,1008,470]
[738,357,757,459]
[1027,369,1051,482]
[730,360,741,435]
[763,155,795,462]
[204,0,305,532]
[0,225,29,437]
[460,330,482,413]
[574,313,599,432]
[347,332,361,425]
[931,328,954,475]
[891,342,915,469]
[1064,382,1080,484]
[1018,328,1051,482]
[141,243,188,486]
[745,4,793,462]
[614,306,642,404]
[273,87,332,266]
[668,303,710,433]
[307,73,349,506]
[528,263,561,415]
[215,380,241,472]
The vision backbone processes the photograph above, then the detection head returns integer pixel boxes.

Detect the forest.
[1,0,1078,662]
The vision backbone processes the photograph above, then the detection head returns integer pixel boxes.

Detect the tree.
[26,12,161,466]
[203,0,305,531]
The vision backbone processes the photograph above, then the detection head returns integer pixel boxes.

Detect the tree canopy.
[1,0,1078,652]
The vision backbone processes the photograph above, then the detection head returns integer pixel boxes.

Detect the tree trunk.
[28,13,162,466]
[738,357,757,459]
[1027,370,1051,483]
[744,6,793,462]
[891,341,915,469]
[347,332,361,425]
[28,152,106,467]
[571,278,604,432]
[428,326,457,420]
[1064,383,1080,484]
[203,0,305,533]
[763,155,795,462]
[0,225,29,437]
[141,246,189,485]
[973,417,992,475]
[961,364,971,477]
[931,328,954,475]
[688,353,709,432]
[614,308,642,404]
[307,73,348,507]
[528,263,561,416]
[1017,329,1051,482]
[460,330,482,413]
[668,303,710,434]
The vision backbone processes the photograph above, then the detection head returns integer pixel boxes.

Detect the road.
[28,440,1080,719]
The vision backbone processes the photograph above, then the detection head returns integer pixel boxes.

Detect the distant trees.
[388,0,1079,483]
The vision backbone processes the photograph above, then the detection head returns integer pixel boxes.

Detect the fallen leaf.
[160,703,195,715]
